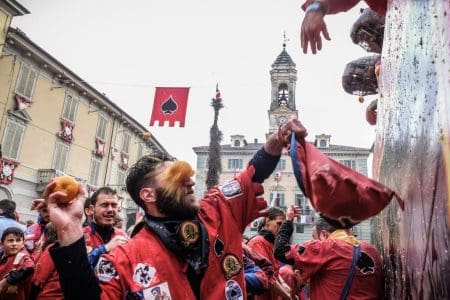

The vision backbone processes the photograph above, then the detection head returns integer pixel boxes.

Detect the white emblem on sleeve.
[143,281,172,299]
[96,257,118,282]
[224,280,243,300]
[219,180,243,199]
[133,263,156,288]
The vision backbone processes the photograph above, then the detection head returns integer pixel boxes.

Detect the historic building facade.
[0,26,168,228]
[193,45,372,243]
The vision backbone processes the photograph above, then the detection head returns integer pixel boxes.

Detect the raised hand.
[301,4,330,54]
[286,205,301,222]
[43,180,85,246]
[278,119,308,146]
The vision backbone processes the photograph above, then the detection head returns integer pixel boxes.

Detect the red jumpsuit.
[93,166,267,299]
[83,223,127,250]
[247,234,280,300]
[24,223,45,260]
[301,0,387,16]
[0,250,34,300]
[32,243,63,300]
[286,238,383,299]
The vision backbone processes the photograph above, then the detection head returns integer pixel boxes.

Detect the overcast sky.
[12,0,373,167]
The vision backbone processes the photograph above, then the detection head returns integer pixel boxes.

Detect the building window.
[137,143,143,160]
[15,63,38,100]
[319,140,327,148]
[121,132,131,154]
[295,193,305,207]
[271,192,285,208]
[53,141,70,171]
[278,83,289,105]
[96,114,108,141]
[196,155,207,169]
[295,224,304,233]
[116,169,126,187]
[340,159,356,169]
[234,140,240,147]
[1,119,26,160]
[228,158,243,170]
[62,92,78,123]
[88,157,102,186]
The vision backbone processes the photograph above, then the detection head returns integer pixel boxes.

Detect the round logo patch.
[221,254,241,279]
[180,221,200,246]
[224,280,243,300]
[96,257,118,282]
[133,263,156,288]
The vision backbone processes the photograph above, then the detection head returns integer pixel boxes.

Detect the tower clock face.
[278,116,288,125]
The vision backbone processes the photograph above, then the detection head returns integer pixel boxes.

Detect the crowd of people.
[0,1,396,298]
[0,119,385,299]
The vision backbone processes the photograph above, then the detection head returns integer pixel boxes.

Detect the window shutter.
[53,143,62,170]
[24,69,37,98]
[16,65,30,96]
[96,116,107,140]
[10,124,24,160]
[89,158,101,185]
[61,144,68,171]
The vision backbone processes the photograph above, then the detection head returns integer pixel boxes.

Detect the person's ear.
[319,230,329,240]
[139,187,156,204]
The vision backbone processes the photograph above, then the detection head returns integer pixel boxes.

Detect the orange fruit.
[50,176,79,203]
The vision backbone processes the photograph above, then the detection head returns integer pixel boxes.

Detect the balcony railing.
[36,169,57,193]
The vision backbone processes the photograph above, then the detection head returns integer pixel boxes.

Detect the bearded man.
[44,119,305,300]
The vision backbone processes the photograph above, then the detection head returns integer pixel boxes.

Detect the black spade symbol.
[356,251,375,274]
[214,235,224,257]
[161,96,178,115]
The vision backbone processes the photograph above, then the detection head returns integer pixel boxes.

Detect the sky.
[12,0,375,167]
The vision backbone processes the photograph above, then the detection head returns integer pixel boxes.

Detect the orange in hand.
[50,176,79,203]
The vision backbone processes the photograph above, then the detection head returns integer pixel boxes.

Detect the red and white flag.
[149,87,190,127]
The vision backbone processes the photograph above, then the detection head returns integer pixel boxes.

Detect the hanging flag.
[150,87,190,127]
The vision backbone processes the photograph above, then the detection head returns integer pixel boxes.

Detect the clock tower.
[268,43,298,134]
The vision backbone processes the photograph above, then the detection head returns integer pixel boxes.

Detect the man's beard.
[155,187,199,219]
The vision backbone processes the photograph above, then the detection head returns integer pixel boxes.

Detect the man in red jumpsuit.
[44,119,305,300]
[82,187,128,267]
[274,208,384,299]
[300,0,386,54]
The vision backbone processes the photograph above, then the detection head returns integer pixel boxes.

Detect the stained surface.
[372,1,450,299]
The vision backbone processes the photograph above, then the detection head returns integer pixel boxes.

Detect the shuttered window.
[53,142,69,171]
[2,119,25,160]
[62,93,78,123]
[137,143,143,159]
[122,132,131,154]
[96,114,108,141]
[88,157,102,185]
[15,63,38,100]
[117,169,126,187]
[228,159,243,170]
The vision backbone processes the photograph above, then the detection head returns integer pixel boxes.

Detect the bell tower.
[268,41,298,134]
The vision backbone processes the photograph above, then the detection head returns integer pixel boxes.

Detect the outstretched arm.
[42,182,102,299]
[274,220,295,265]
[300,0,330,54]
